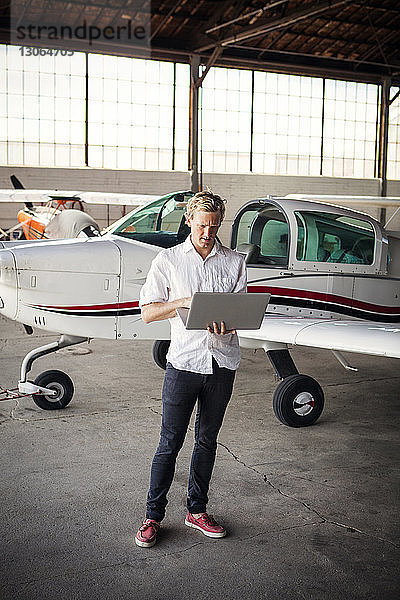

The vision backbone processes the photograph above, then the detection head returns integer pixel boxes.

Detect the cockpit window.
[295,211,375,264]
[111,192,193,248]
[233,204,289,266]
[235,210,258,247]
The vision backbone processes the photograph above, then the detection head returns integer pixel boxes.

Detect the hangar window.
[87,56,189,171]
[233,205,289,266]
[252,72,324,176]
[295,212,375,264]
[110,192,193,248]
[0,44,86,167]
[201,67,252,173]
[322,80,379,178]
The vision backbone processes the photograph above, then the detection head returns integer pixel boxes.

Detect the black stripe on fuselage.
[270,296,400,322]
[30,299,400,322]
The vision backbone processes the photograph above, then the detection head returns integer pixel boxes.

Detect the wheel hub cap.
[293,392,315,416]
[43,382,64,402]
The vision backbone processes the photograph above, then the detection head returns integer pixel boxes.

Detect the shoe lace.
[200,513,216,526]
[140,519,159,533]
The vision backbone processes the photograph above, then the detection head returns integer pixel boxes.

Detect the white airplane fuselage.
[1,232,399,346]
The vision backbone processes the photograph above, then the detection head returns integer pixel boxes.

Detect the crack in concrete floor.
[15,541,207,593]
[0,399,134,424]
[145,405,399,550]
[217,441,400,550]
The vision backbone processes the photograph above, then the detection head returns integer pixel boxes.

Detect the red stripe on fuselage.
[247,285,400,315]
[32,301,139,311]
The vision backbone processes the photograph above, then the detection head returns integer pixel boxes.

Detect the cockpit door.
[231,201,290,267]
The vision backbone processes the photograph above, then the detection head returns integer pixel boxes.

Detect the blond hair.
[186,190,226,222]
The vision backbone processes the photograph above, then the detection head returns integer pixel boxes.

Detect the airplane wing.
[238,316,400,359]
[0,190,159,206]
[75,192,160,205]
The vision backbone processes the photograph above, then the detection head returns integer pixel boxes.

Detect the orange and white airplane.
[0,190,399,427]
[0,175,157,240]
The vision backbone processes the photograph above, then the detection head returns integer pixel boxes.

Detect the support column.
[85,52,89,167]
[189,54,201,192]
[377,79,391,224]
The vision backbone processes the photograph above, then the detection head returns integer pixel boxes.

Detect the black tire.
[32,370,74,410]
[152,340,170,370]
[273,374,324,427]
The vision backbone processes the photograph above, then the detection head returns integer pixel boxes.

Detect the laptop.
[176,292,270,331]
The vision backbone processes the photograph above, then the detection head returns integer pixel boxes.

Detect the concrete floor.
[0,314,399,600]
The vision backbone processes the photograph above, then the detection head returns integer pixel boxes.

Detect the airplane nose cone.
[0,250,18,320]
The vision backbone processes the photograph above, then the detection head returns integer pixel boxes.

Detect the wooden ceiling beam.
[266,27,397,57]
[314,14,400,34]
[195,0,353,52]
[167,0,206,38]
[150,0,184,40]
[186,0,253,53]
[204,0,289,34]
[355,29,399,65]
[198,0,253,34]
[351,1,400,15]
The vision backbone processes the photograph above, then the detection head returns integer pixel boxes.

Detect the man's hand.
[207,321,236,335]
[181,297,192,309]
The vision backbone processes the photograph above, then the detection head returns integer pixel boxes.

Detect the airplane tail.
[10,175,34,210]
[10,175,24,189]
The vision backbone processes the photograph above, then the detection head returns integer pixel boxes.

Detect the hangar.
[0,0,400,233]
[0,2,399,599]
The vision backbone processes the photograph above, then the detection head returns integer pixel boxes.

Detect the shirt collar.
[183,235,222,257]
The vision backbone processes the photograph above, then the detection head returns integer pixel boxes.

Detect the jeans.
[146,359,235,522]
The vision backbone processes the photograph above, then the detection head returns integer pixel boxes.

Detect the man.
[135,190,246,548]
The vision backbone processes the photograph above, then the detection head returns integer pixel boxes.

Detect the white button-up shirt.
[139,235,247,374]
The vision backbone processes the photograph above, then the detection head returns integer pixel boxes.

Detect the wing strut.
[331,351,358,372]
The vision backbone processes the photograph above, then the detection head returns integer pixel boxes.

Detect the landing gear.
[152,340,170,370]
[152,340,326,427]
[18,334,87,410]
[272,374,324,428]
[32,370,74,410]
[267,349,324,427]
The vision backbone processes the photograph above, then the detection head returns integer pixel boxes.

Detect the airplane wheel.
[32,370,74,410]
[152,340,170,370]
[273,374,324,427]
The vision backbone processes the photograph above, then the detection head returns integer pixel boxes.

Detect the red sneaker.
[135,518,160,548]
[185,512,226,538]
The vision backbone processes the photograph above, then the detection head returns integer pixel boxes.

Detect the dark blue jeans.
[146,359,235,522]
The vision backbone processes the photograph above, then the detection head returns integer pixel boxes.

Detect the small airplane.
[0,189,399,427]
[0,175,158,241]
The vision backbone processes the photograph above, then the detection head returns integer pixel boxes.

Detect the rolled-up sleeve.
[139,253,170,307]
[232,256,247,293]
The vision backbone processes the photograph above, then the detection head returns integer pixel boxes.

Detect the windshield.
[110,191,194,248]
